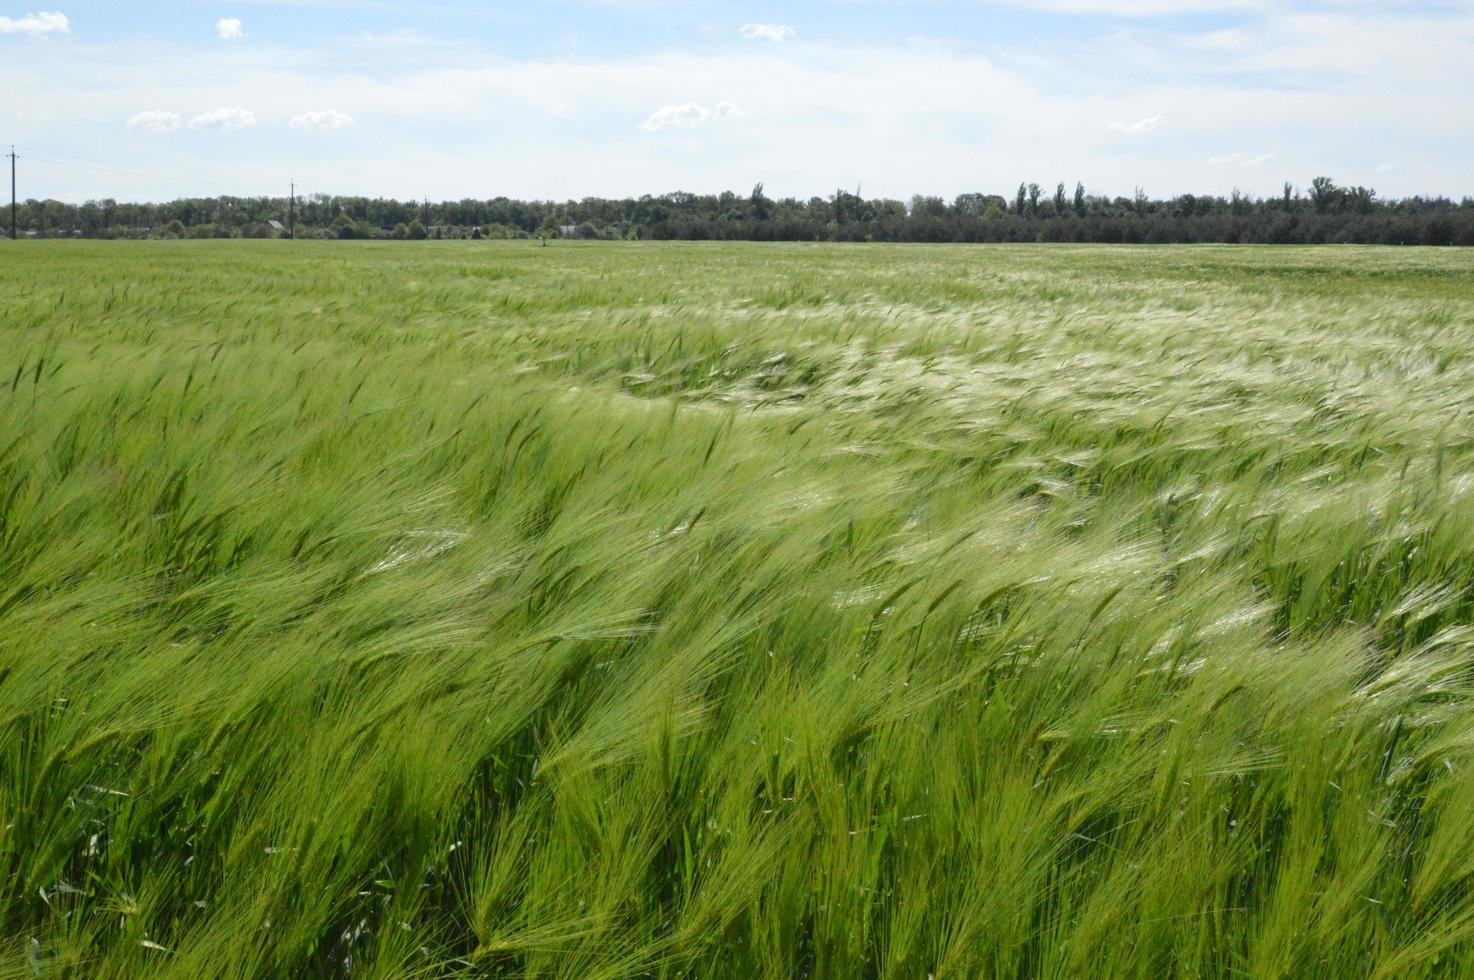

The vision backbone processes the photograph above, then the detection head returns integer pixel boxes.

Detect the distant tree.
[953,193,983,218]
[909,195,946,219]
[1310,176,1338,213]
[1053,182,1067,216]
[16,180,1474,247]
[837,189,870,222]
[407,220,428,240]
[77,202,103,234]
[750,182,770,221]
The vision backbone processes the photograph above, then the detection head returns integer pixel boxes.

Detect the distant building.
[558,224,578,238]
[267,220,285,231]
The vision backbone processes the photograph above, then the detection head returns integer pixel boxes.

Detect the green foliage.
[2,241,1474,975]
[11,184,1474,244]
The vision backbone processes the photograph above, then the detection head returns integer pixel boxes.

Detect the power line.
[11,146,272,192]
[6,147,311,239]
[21,154,204,186]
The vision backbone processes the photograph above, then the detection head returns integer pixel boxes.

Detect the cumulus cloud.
[0,10,67,35]
[126,110,181,134]
[216,17,243,40]
[641,101,742,132]
[290,109,356,129]
[1110,115,1163,136]
[188,106,257,130]
[1208,151,1275,167]
[3,3,1469,202]
[740,23,794,42]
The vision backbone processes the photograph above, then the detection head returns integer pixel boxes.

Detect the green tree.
[750,182,770,221]
[1310,176,1339,213]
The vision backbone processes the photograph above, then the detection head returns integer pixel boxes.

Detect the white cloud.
[290,109,356,129]
[740,23,795,42]
[126,110,181,134]
[188,106,257,130]
[1208,151,1275,167]
[1179,28,1253,51]
[1,4,1470,202]
[1110,115,1164,136]
[216,17,243,40]
[641,100,742,132]
[0,10,67,35]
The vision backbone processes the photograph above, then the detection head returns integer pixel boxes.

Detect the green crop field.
[4,241,1474,977]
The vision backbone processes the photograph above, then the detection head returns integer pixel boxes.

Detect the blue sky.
[2,0,1471,203]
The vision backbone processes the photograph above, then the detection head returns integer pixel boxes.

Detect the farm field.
[5,240,1474,977]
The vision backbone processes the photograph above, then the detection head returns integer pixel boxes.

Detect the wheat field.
[3,241,1474,977]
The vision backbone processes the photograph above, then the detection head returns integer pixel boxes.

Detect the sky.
[2,0,1471,204]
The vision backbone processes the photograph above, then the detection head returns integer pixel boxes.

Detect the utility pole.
[7,147,15,241]
[289,181,296,240]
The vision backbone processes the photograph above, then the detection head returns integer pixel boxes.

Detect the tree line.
[7,178,1474,245]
